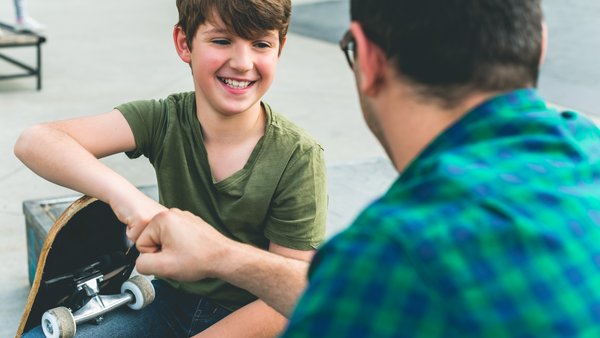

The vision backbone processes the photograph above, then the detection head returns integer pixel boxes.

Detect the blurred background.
[1,0,598,335]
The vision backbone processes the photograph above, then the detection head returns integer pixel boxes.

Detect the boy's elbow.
[14,124,44,161]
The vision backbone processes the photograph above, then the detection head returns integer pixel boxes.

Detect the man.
[136,0,600,336]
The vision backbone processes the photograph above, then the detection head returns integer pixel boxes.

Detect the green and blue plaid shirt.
[283,89,600,337]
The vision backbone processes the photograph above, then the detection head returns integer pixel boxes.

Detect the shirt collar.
[399,88,547,181]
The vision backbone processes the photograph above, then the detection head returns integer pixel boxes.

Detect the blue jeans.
[23,279,232,338]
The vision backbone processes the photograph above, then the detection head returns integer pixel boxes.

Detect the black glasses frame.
[339,29,356,69]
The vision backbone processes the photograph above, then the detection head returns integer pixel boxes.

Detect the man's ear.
[540,21,548,65]
[174,25,192,64]
[350,22,387,96]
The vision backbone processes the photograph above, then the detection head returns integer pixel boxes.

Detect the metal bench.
[0,22,46,90]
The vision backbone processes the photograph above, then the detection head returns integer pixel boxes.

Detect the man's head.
[349,0,544,107]
[176,0,291,53]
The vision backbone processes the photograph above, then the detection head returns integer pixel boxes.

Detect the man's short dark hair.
[351,0,543,107]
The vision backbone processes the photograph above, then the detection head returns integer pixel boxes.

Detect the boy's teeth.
[222,78,252,89]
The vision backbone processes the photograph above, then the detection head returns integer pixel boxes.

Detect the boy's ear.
[350,22,387,97]
[174,25,192,63]
[278,36,287,56]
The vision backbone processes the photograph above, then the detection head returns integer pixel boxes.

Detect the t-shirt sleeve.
[263,144,328,250]
[116,99,168,163]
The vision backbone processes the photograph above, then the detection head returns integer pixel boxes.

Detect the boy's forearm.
[14,122,165,240]
[194,300,287,338]
[14,124,137,202]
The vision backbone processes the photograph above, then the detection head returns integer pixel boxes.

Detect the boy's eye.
[212,39,231,45]
[254,41,272,49]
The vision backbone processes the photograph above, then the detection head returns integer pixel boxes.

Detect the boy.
[15,0,327,337]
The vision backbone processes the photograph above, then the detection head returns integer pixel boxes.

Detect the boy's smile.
[175,17,282,119]
[218,77,255,90]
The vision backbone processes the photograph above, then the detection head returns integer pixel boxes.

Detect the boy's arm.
[14,110,166,240]
[193,243,313,338]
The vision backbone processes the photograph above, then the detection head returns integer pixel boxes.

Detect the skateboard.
[15,196,155,338]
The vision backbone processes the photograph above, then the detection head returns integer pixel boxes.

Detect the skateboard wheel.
[121,275,155,310]
[41,306,76,338]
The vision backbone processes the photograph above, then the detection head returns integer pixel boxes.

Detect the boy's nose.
[229,45,253,72]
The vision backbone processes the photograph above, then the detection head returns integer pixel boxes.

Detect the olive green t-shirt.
[117,92,326,310]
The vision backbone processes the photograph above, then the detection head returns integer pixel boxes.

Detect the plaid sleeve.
[283,204,600,338]
[282,225,443,338]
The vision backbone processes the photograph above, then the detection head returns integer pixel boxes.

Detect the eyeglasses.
[339,29,356,69]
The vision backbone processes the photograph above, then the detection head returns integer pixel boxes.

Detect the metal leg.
[0,23,45,90]
[36,42,41,90]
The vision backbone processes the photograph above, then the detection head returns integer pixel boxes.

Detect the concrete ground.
[0,0,598,336]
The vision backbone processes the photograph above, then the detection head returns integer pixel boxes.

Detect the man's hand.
[135,208,310,317]
[135,208,233,281]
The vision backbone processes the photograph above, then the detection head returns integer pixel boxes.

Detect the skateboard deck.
[16,196,154,338]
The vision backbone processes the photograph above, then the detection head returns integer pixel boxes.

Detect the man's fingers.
[135,217,169,276]
[135,216,163,253]
[136,242,161,254]
[133,208,211,281]
[136,252,169,277]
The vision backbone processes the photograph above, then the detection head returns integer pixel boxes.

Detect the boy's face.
[180,17,282,117]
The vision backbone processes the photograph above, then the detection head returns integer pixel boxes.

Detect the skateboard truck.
[77,273,106,324]
[41,275,155,338]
